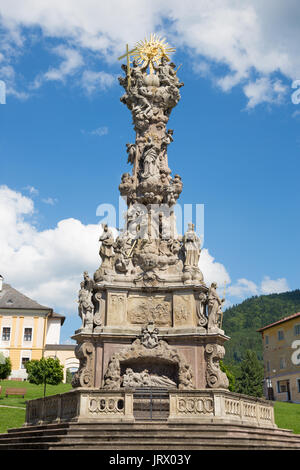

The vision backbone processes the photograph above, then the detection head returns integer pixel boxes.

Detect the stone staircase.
[0,421,300,450]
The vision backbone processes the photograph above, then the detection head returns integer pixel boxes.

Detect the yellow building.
[0,278,78,381]
[258,312,300,403]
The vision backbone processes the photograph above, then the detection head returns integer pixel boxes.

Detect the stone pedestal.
[71,282,229,392]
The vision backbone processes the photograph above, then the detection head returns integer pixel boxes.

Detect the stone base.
[1,421,300,450]
[1,388,300,449]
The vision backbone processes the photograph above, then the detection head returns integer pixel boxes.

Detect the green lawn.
[0,380,72,433]
[274,401,300,434]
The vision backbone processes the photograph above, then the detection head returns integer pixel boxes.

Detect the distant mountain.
[222,289,300,365]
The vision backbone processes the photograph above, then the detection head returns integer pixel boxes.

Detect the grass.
[0,379,72,433]
[0,408,26,434]
[274,401,300,434]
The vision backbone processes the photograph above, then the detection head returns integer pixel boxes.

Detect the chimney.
[0,275,3,292]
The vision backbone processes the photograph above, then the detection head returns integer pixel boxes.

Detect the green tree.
[0,353,12,379]
[235,350,264,397]
[25,357,64,397]
[220,360,236,392]
[65,368,73,384]
[223,289,300,365]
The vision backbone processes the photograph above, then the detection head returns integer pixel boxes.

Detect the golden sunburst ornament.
[132,34,176,73]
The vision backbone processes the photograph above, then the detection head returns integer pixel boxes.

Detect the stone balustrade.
[25,388,276,429]
[25,389,134,426]
[169,389,276,428]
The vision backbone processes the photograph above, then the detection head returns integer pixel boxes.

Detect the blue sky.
[0,1,300,343]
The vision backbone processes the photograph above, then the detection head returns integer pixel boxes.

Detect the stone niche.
[72,324,229,391]
[120,357,179,388]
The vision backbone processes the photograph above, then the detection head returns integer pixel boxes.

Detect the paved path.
[0,404,25,410]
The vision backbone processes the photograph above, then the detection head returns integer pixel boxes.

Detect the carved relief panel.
[107,291,127,326]
[173,291,195,327]
[127,293,172,326]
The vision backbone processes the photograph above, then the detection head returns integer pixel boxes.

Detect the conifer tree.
[235,350,264,397]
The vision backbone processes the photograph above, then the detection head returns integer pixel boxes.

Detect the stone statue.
[103,354,121,390]
[149,373,177,388]
[99,224,115,268]
[126,143,136,165]
[153,57,174,87]
[122,368,143,388]
[141,137,160,180]
[114,230,133,273]
[122,368,176,388]
[141,322,159,349]
[183,223,201,267]
[77,272,94,332]
[178,364,194,390]
[207,282,225,331]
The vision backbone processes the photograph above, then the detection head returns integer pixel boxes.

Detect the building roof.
[0,283,52,310]
[51,312,66,325]
[257,312,300,333]
[0,283,65,325]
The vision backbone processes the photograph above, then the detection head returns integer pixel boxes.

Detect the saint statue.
[78,272,94,331]
[99,224,115,268]
[207,282,225,331]
[183,223,201,267]
[141,137,160,179]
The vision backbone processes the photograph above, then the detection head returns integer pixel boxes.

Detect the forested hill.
[222,289,300,365]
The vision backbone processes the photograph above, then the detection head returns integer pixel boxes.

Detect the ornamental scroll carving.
[205,343,229,390]
[88,397,125,415]
[176,396,214,415]
[72,341,95,388]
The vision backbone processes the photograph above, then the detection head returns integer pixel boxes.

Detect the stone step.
[2,422,299,439]
[0,421,299,450]
[0,437,298,451]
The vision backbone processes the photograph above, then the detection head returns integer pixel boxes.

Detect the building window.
[277,380,288,393]
[279,357,286,369]
[278,330,284,341]
[21,357,30,369]
[2,327,11,341]
[23,328,32,342]
[294,324,300,336]
[265,335,269,345]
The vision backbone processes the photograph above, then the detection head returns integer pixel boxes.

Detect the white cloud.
[42,197,58,205]
[24,185,39,195]
[0,185,100,314]
[90,126,109,137]
[199,249,231,288]
[261,276,289,295]
[292,109,300,118]
[228,275,289,300]
[32,45,84,88]
[228,278,259,298]
[243,77,287,109]
[81,70,116,94]
[0,1,299,105]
